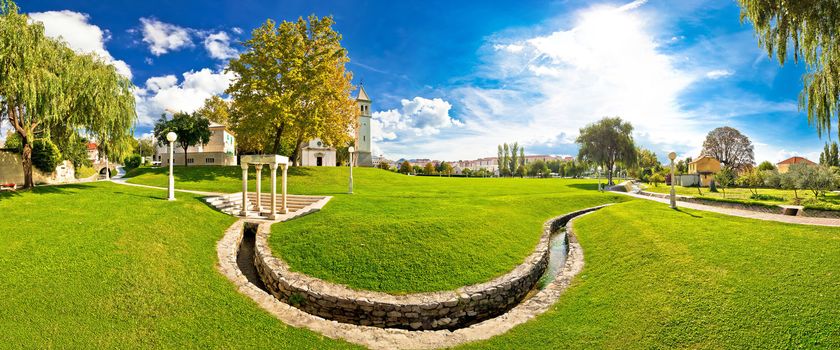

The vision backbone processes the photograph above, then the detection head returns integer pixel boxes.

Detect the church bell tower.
[355,85,374,167]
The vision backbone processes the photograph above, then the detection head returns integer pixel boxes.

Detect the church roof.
[356,85,371,102]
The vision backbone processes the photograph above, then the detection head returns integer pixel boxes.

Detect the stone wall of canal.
[253,206,605,330]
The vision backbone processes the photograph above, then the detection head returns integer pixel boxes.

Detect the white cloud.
[140,17,193,56]
[232,27,243,35]
[135,68,235,126]
[28,10,132,79]
[204,31,238,60]
[373,1,817,162]
[371,97,461,142]
[705,69,734,79]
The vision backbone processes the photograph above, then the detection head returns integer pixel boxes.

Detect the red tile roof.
[777,156,816,165]
[86,142,98,151]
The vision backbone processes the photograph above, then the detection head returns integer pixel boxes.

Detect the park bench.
[0,183,16,191]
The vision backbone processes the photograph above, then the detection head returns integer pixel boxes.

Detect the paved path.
[618,191,840,227]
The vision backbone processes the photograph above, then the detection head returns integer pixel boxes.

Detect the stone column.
[240,163,249,217]
[281,164,288,214]
[269,163,278,220]
[255,164,264,213]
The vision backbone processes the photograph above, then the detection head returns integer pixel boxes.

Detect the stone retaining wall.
[253,206,604,330]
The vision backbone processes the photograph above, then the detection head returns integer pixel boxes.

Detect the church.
[300,86,374,167]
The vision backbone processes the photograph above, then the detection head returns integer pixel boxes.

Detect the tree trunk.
[183,146,189,167]
[21,142,34,189]
[271,123,285,155]
[290,136,304,166]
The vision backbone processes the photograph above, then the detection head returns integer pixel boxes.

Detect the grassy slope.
[126,166,628,293]
[0,182,355,349]
[460,200,840,349]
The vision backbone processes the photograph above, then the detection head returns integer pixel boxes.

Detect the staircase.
[204,192,329,220]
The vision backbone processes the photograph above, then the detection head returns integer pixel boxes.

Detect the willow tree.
[738,1,840,138]
[0,0,135,187]
[576,117,636,186]
[226,15,356,165]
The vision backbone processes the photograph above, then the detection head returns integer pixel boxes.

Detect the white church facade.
[300,86,374,167]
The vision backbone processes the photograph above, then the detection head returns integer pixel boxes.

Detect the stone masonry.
[253,206,605,331]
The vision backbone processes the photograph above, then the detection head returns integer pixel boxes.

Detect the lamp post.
[669,151,677,209]
[167,131,177,201]
[348,146,355,194]
[597,165,603,192]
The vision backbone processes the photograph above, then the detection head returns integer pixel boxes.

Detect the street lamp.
[669,151,677,209]
[597,165,603,192]
[348,146,355,194]
[167,131,177,201]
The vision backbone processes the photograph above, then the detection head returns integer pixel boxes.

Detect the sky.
[3,0,831,163]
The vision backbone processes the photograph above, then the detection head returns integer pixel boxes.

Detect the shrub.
[649,173,665,187]
[123,154,142,170]
[714,168,736,197]
[31,139,62,173]
[749,193,785,202]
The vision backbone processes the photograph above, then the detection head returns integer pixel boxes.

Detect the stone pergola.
[240,155,289,220]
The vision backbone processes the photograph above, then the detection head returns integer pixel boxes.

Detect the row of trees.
[0,0,136,188]
[719,164,839,200]
[496,142,525,176]
[820,142,840,167]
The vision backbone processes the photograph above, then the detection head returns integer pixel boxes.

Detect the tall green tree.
[0,0,135,187]
[738,1,840,138]
[576,117,636,185]
[226,16,356,165]
[502,143,511,176]
[509,142,519,173]
[153,112,211,167]
[195,95,231,126]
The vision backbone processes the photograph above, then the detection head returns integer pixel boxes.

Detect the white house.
[156,122,237,166]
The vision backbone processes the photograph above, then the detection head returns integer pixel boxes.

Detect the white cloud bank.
[28,10,132,79]
[373,1,815,163]
[140,17,194,56]
[371,97,462,142]
[135,68,235,126]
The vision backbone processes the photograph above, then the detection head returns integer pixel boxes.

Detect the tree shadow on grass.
[112,191,167,201]
[566,183,603,191]
[673,207,703,218]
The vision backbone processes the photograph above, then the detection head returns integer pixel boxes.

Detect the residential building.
[156,122,237,166]
[683,155,721,187]
[86,142,99,162]
[777,156,817,173]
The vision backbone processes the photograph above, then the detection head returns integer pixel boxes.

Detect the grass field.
[0,182,356,349]
[126,166,627,293]
[459,200,840,349]
[642,183,840,206]
[4,167,839,348]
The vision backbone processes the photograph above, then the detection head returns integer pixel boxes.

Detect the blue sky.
[7,0,830,163]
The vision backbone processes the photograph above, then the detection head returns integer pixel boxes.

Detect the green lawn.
[126,166,627,293]
[0,182,356,349]
[269,169,625,293]
[642,183,839,206]
[459,200,840,349]
[5,168,840,348]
